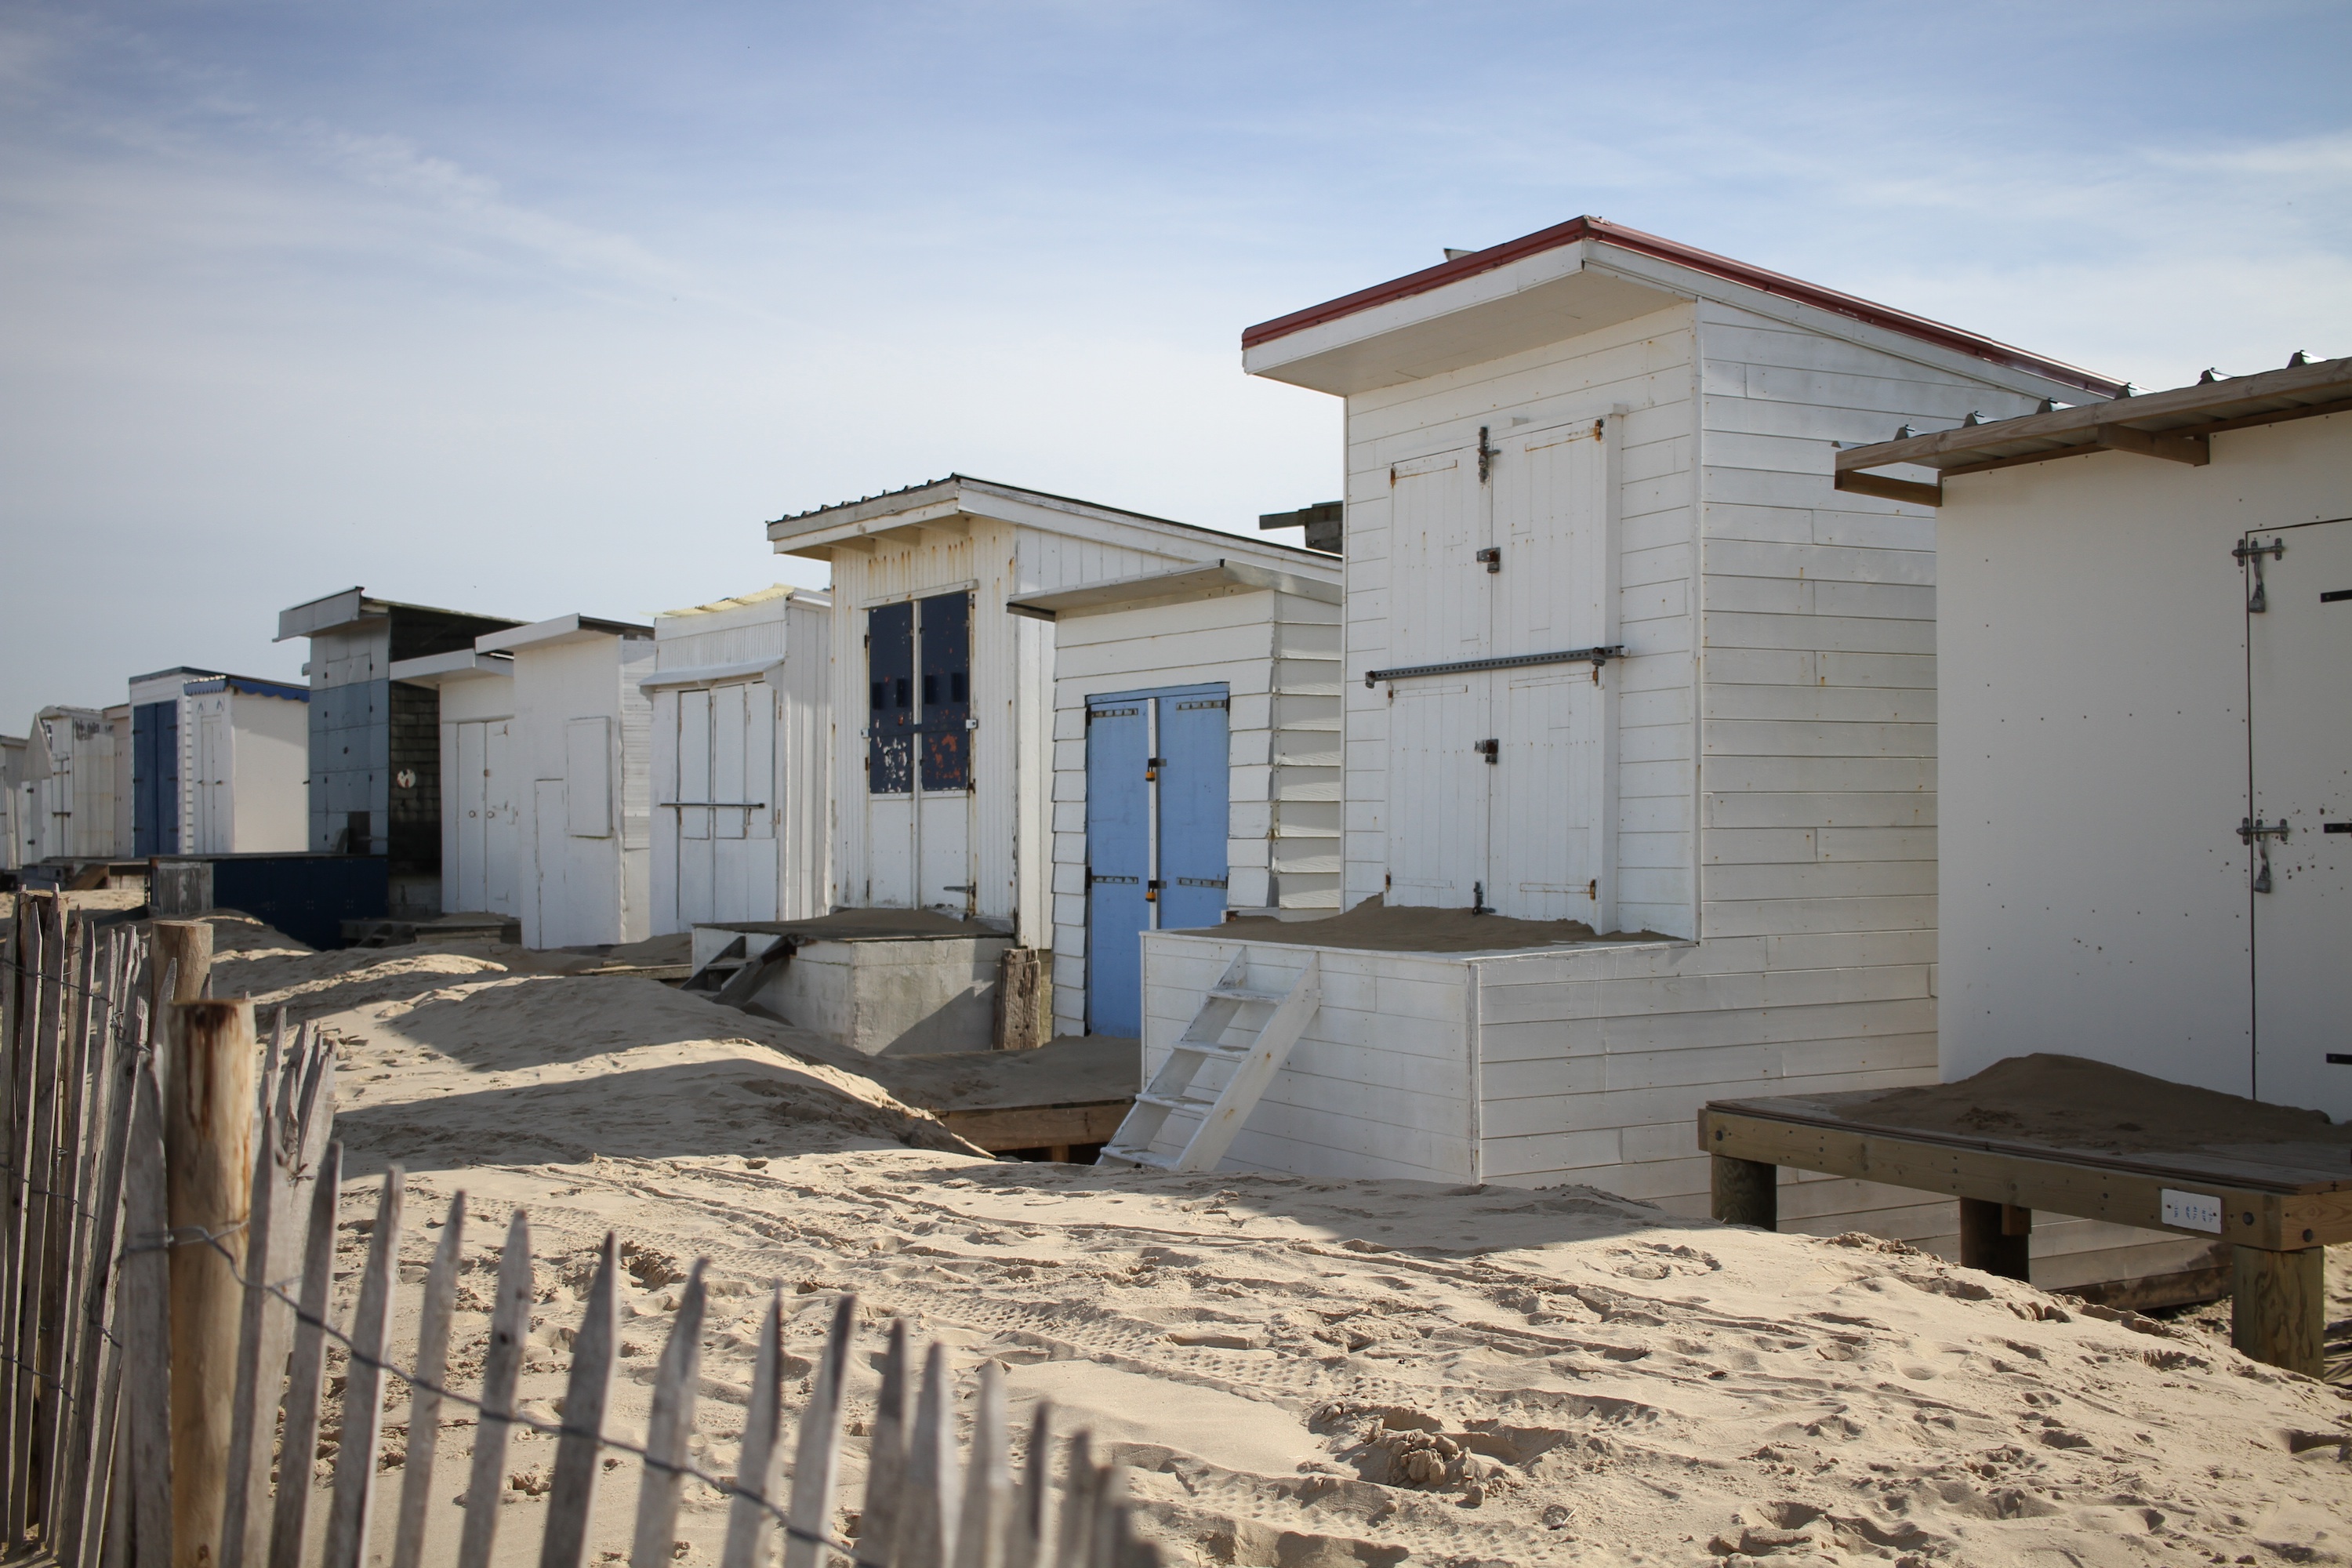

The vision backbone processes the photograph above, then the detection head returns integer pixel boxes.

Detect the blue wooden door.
[1085,684,1230,1036]
[1085,699,1149,1036]
[1155,692,1230,931]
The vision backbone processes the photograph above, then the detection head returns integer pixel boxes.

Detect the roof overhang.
[183,675,309,702]
[388,651,515,688]
[637,657,789,693]
[475,612,655,655]
[1006,559,1343,622]
[1243,216,2122,402]
[277,587,379,641]
[1834,356,2352,508]
[765,474,1331,572]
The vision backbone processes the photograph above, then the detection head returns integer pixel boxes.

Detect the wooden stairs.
[1097,949,1320,1173]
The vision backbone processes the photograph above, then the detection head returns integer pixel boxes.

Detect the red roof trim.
[1240,216,2124,399]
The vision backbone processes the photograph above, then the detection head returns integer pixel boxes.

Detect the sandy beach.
[198,916,2351,1567]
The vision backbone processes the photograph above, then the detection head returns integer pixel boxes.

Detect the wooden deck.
[1699,1059,2350,1376]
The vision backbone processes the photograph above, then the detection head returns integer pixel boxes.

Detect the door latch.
[1475,546,1502,573]
[1144,755,1165,780]
[2235,537,2285,612]
[2241,817,2288,892]
[1473,739,1499,764]
[1477,425,1498,484]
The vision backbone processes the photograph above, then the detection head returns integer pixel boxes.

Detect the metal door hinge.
[1477,426,1498,485]
[2241,818,2288,893]
[1473,739,1499,764]
[1175,877,1227,888]
[1475,546,1501,573]
[2236,537,2285,612]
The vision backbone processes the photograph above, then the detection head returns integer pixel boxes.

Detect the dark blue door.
[1084,684,1229,1037]
[1084,699,1149,1036]
[132,701,178,856]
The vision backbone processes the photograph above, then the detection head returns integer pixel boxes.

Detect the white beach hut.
[746,477,1330,1054]
[24,706,121,862]
[384,648,519,917]
[126,668,310,856]
[1839,359,2352,1123]
[1120,216,2154,1287]
[466,615,658,949]
[640,585,832,934]
[1006,554,1345,1039]
[0,736,27,872]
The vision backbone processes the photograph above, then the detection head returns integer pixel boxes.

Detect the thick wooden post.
[1709,1153,1777,1229]
[148,922,212,1105]
[165,998,256,1568]
[2231,1245,2325,1377]
[1958,1199,2032,1281]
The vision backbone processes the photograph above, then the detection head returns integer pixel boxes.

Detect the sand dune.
[201,919,2350,1568]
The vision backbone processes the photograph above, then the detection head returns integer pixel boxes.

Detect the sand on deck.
[162,917,2352,1566]
[1178,895,1671,953]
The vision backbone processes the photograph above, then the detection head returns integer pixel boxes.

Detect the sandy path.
[201,922,2350,1568]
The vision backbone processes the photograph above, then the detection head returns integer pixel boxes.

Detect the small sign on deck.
[2160,1187,2223,1234]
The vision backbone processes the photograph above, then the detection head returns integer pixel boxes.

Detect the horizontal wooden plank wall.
[1340,304,1700,935]
[1047,590,1341,1039]
[1139,935,1475,1182]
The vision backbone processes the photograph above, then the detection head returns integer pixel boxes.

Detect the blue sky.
[4,1,2349,720]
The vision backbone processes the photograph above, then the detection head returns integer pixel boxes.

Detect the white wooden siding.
[1044,587,1342,1036]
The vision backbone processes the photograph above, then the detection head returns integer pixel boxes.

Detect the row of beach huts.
[8,216,2345,1306]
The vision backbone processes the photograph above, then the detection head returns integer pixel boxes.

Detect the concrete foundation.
[690,914,1013,1055]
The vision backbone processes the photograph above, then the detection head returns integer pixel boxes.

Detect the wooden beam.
[1699,1107,2352,1250]
[1958,1198,2031,1281]
[1833,470,1942,508]
[1710,1152,1777,1229]
[942,1100,1128,1152]
[2230,1244,2325,1377]
[2092,423,2210,466]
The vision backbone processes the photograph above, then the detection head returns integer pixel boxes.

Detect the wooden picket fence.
[1,897,1163,1568]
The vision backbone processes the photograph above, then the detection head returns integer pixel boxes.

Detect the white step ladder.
[1097,950,1320,1173]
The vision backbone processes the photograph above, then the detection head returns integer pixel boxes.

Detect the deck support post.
[1709,1154,1777,1229]
[1958,1198,2032,1281]
[2230,1244,2325,1377]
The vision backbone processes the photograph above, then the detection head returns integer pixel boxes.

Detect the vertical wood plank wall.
[1044,589,1342,1039]
[1341,304,1702,936]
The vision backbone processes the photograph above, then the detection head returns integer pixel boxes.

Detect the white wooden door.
[534,778,568,949]
[2247,517,2352,1117]
[1385,447,1490,906]
[1487,418,1615,924]
[482,720,517,916]
[675,689,715,924]
[194,709,230,854]
[453,720,488,911]
[666,682,780,927]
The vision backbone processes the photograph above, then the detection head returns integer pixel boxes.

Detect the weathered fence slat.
[628,1261,708,1568]
[0,899,39,1555]
[902,1341,959,1568]
[321,1164,405,1568]
[9,898,69,1548]
[388,1191,466,1568]
[782,1293,856,1568]
[952,1359,1011,1568]
[456,1209,534,1568]
[1052,1435,1099,1568]
[56,929,132,1565]
[268,1142,345,1568]
[540,1231,619,1568]
[220,1049,286,1568]
[1006,1402,1051,1568]
[77,985,150,1568]
[34,920,99,1549]
[718,1291,787,1568]
[119,1047,174,1568]
[862,1319,912,1568]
